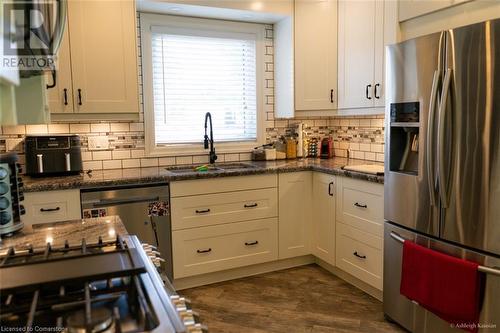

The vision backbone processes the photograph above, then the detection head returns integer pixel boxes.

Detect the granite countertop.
[23,157,384,192]
[0,215,127,254]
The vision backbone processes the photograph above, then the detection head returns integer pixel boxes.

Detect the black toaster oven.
[25,135,83,176]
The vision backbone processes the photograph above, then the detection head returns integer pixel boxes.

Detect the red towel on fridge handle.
[400,240,485,333]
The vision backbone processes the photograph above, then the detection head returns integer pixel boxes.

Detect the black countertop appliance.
[25,135,83,176]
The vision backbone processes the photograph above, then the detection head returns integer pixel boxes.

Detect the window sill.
[145,141,262,157]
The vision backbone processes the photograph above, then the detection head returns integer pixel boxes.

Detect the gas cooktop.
[0,235,205,333]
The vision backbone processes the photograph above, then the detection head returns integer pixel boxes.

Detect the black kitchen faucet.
[204,112,217,164]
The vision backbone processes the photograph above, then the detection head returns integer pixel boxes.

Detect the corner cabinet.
[294,0,337,111]
[48,0,139,120]
[337,0,385,112]
[278,172,312,259]
[311,173,336,266]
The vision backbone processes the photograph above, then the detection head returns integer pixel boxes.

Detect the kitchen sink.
[165,163,258,173]
[165,165,222,173]
[216,163,258,170]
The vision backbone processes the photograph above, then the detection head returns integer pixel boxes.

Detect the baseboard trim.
[173,255,383,302]
[315,258,383,301]
[173,255,315,290]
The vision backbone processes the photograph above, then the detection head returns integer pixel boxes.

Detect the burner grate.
[1,274,159,332]
[0,236,146,291]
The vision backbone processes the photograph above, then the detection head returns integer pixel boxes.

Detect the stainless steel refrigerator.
[384,18,500,332]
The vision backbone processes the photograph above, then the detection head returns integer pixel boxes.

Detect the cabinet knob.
[77,89,83,105]
[353,251,366,259]
[244,203,258,208]
[366,85,372,100]
[354,202,367,208]
[374,83,380,99]
[196,248,212,254]
[63,88,68,105]
[328,182,334,196]
[330,89,334,103]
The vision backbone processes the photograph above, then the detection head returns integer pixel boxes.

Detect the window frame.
[140,13,266,157]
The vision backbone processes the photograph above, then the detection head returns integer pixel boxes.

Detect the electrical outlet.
[88,136,109,150]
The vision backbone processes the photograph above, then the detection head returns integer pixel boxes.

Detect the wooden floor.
[180,264,406,333]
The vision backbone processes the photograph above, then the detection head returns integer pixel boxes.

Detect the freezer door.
[384,222,500,333]
[384,32,444,236]
[439,19,500,256]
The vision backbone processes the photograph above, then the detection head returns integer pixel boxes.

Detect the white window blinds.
[151,27,258,145]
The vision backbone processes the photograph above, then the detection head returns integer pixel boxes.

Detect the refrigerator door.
[384,222,500,333]
[384,32,444,236]
[439,19,500,256]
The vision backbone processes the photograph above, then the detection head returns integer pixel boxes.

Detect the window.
[141,14,266,156]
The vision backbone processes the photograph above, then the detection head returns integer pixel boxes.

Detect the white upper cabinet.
[294,0,337,111]
[337,0,384,110]
[46,26,73,114]
[49,0,139,118]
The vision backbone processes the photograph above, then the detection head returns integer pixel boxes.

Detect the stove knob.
[185,323,208,333]
[179,309,200,326]
[19,205,25,215]
[171,296,192,306]
[171,296,192,311]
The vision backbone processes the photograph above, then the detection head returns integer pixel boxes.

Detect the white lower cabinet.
[172,218,278,279]
[312,173,336,265]
[23,189,81,226]
[335,176,384,290]
[278,172,312,259]
[171,188,278,230]
[170,172,384,291]
[336,222,383,290]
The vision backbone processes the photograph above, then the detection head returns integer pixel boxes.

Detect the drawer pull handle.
[354,202,367,208]
[244,203,258,208]
[245,241,259,246]
[195,209,210,214]
[353,251,366,259]
[40,207,60,212]
[197,248,212,254]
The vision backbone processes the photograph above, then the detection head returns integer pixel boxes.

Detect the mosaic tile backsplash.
[0,21,385,172]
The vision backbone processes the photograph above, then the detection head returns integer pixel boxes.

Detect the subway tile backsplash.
[0,22,385,173]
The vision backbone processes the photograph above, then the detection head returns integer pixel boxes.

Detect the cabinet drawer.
[173,218,278,278]
[336,222,383,290]
[336,177,383,236]
[23,189,81,225]
[170,174,277,197]
[171,188,277,230]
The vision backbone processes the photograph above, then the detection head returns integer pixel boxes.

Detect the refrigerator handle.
[426,70,440,206]
[437,69,453,208]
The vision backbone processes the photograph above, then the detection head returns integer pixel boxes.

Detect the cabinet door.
[312,173,336,265]
[47,25,74,113]
[278,172,312,259]
[373,0,385,108]
[67,0,139,113]
[338,0,377,109]
[295,0,337,111]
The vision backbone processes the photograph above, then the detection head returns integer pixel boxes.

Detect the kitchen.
[0,0,499,332]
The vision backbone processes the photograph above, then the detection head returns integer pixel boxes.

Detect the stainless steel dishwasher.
[80,184,173,280]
